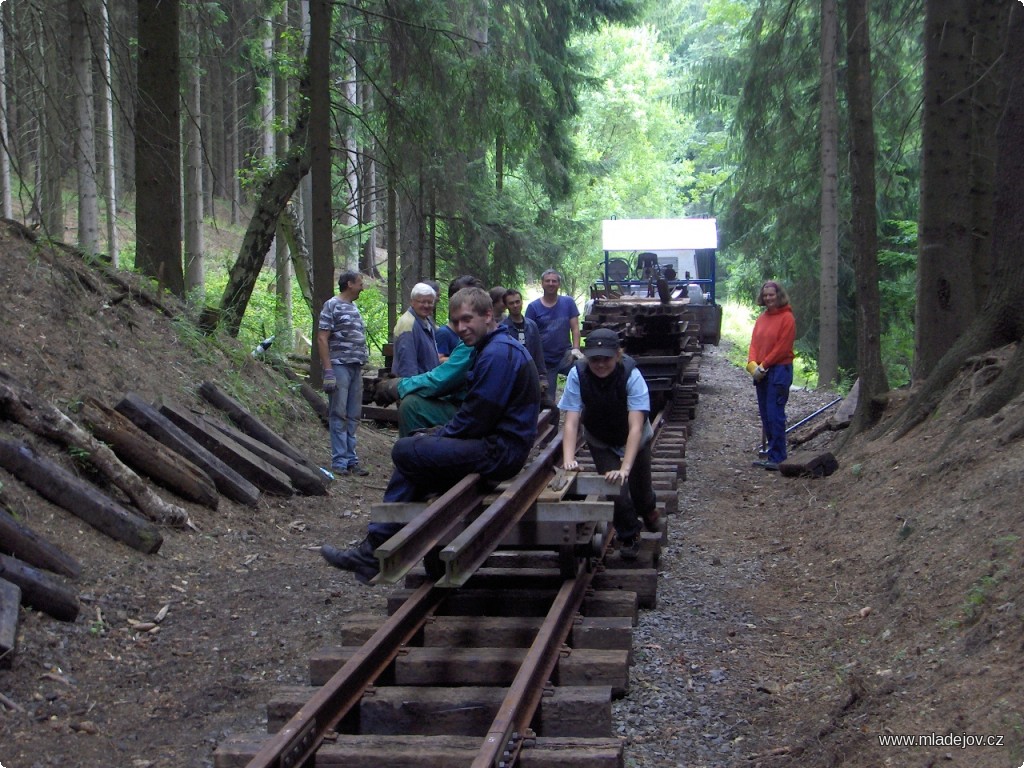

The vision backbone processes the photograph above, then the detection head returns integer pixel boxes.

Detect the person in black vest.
[557,327,659,560]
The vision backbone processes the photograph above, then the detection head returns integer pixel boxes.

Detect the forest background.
[1,0,1021,433]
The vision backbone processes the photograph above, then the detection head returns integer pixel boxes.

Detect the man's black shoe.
[321,541,379,584]
[619,536,640,561]
[752,459,779,471]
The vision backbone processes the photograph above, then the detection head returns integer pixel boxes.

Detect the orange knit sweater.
[747,305,796,367]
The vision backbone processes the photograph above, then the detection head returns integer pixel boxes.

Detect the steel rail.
[375,407,561,585]
[471,562,595,768]
[374,473,486,584]
[243,582,445,768]
[438,437,563,587]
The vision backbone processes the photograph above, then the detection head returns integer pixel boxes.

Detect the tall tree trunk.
[298,0,314,314]
[341,20,358,271]
[229,64,241,226]
[274,2,293,351]
[307,0,331,382]
[0,7,12,219]
[40,8,64,240]
[183,67,204,297]
[387,180,398,336]
[69,0,99,255]
[135,0,183,295]
[966,0,1007,313]
[846,0,888,430]
[914,0,976,380]
[817,0,839,389]
[894,2,1024,437]
[359,79,377,276]
[99,0,118,264]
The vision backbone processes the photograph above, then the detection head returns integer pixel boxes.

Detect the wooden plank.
[116,393,261,507]
[0,508,83,579]
[80,396,219,509]
[309,646,628,696]
[361,404,399,424]
[371,500,613,525]
[200,412,328,496]
[0,577,20,668]
[197,381,319,472]
[266,685,611,737]
[404,567,575,592]
[337,614,631,657]
[0,438,163,555]
[214,734,622,768]
[386,587,639,624]
[158,402,294,496]
[0,553,79,622]
[592,568,658,609]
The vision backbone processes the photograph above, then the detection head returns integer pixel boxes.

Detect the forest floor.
[0,221,1022,768]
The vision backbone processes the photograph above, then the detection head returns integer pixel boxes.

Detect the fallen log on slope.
[199,414,328,496]
[157,402,294,497]
[0,508,83,579]
[116,393,261,507]
[0,370,190,528]
[0,553,79,622]
[197,381,321,474]
[79,397,219,509]
[0,439,163,555]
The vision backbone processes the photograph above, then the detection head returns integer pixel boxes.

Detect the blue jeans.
[328,362,363,470]
[755,363,793,463]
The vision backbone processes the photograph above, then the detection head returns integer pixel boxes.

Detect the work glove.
[374,377,402,406]
[322,368,337,394]
[570,348,585,361]
[754,364,768,382]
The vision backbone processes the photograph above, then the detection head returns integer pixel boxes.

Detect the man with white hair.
[392,282,440,377]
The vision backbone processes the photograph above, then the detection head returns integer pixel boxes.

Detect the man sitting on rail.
[558,327,659,561]
[322,286,541,584]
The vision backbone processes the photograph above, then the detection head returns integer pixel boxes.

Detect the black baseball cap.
[583,328,620,358]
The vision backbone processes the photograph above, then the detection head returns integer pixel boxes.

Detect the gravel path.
[613,343,840,767]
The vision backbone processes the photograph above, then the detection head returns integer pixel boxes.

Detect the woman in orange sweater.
[747,281,796,470]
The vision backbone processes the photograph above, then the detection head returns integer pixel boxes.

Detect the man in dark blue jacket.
[322,286,541,583]
[501,288,548,402]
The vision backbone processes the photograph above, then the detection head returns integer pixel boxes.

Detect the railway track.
[215,334,698,768]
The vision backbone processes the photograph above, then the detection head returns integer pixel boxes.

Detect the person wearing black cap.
[557,327,659,560]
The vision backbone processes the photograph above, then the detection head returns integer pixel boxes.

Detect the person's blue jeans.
[542,362,560,395]
[755,363,793,463]
[328,362,363,470]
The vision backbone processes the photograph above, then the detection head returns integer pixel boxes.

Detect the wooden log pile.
[0,367,330,664]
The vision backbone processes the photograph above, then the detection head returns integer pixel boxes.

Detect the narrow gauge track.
[216,335,700,768]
